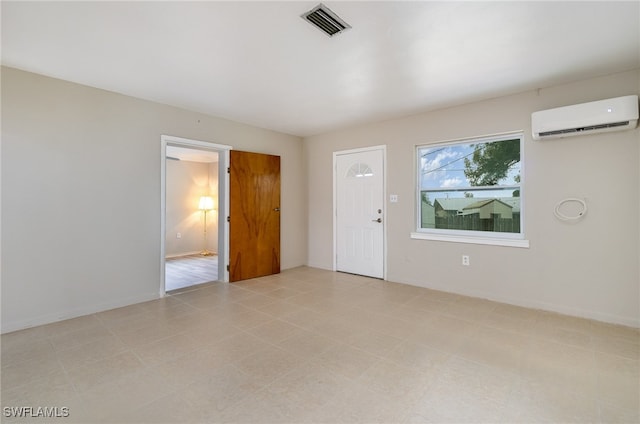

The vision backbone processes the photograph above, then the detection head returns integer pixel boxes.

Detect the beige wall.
[305,69,640,327]
[165,160,218,257]
[1,66,306,332]
[2,64,638,331]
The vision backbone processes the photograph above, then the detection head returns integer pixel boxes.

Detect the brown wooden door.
[229,150,281,282]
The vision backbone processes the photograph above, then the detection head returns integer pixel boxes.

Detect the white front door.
[335,147,385,279]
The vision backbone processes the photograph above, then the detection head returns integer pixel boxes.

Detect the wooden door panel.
[229,150,281,282]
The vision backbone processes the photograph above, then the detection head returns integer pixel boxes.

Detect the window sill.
[410,232,530,248]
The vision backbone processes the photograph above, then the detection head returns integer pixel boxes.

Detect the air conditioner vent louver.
[302,4,351,37]
[538,121,631,138]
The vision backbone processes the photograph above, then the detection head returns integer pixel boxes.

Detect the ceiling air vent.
[302,4,351,37]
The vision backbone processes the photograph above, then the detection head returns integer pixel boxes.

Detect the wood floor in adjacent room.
[165,254,219,292]
[1,267,638,423]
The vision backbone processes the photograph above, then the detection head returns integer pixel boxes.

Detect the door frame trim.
[332,145,387,280]
[160,135,232,295]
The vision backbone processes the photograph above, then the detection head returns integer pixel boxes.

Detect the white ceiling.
[2,1,638,137]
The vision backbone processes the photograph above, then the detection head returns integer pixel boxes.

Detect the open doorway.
[165,146,218,291]
[160,135,231,295]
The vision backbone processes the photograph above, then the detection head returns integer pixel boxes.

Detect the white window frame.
[411,131,529,248]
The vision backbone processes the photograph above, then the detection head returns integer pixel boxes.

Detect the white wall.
[305,69,640,327]
[165,160,218,257]
[1,66,307,333]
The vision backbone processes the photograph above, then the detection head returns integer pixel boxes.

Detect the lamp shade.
[198,196,214,211]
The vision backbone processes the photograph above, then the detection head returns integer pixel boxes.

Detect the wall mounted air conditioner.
[531,95,638,140]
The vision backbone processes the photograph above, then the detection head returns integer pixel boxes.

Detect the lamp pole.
[201,209,213,256]
[199,196,215,256]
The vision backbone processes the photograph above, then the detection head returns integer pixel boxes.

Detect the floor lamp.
[198,196,215,256]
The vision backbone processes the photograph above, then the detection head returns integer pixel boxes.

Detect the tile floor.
[1,267,638,423]
[165,255,219,291]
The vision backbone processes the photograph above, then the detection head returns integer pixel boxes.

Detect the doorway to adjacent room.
[160,135,231,294]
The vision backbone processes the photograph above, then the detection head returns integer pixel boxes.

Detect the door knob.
[372,218,382,223]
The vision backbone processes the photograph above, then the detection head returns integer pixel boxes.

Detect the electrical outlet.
[177,233,182,239]
[462,255,470,266]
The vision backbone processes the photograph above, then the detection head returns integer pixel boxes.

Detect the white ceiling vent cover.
[532,95,639,140]
[302,4,351,37]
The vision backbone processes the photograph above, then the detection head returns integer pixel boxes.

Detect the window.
[414,133,527,247]
[347,163,373,178]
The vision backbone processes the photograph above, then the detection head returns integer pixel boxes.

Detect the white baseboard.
[305,262,333,271]
[390,274,639,329]
[165,250,217,259]
[1,292,160,334]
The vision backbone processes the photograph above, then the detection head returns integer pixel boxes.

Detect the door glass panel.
[346,163,373,178]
